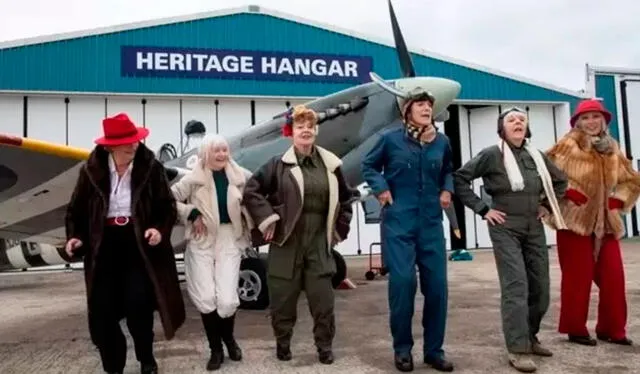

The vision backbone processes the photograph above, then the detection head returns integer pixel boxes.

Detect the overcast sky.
[0,0,637,92]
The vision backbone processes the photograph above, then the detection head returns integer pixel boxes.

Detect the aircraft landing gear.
[238,249,269,310]
[236,247,349,310]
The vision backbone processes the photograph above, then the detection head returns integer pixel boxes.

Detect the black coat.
[65,143,185,342]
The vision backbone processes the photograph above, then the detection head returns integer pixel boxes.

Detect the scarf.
[591,133,614,154]
[406,123,435,144]
[499,139,567,230]
[589,131,614,258]
[406,123,425,140]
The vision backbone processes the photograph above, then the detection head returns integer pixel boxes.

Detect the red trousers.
[556,230,628,340]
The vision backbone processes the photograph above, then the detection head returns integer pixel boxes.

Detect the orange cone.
[337,278,357,289]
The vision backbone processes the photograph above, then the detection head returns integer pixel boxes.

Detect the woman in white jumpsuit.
[171,133,254,371]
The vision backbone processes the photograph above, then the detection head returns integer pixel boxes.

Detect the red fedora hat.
[95,113,149,146]
[570,99,612,127]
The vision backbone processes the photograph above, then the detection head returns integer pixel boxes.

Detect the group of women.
[64,105,355,373]
[452,98,639,372]
[63,92,639,374]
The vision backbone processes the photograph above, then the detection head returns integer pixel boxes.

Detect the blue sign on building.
[120,46,374,84]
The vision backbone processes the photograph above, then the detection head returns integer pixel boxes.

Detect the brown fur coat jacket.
[65,144,185,343]
[543,128,640,240]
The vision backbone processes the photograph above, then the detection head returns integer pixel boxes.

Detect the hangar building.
[0,5,589,253]
[586,65,640,239]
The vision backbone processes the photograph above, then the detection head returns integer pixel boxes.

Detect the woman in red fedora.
[64,113,185,374]
[543,99,640,347]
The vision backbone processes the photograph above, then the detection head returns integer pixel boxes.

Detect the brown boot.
[531,337,553,357]
[508,353,537,373]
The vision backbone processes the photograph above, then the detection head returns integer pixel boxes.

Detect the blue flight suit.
[361,123,454,361]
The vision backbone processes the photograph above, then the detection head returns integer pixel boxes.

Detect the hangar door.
[621,80,640,236]
[465,106,500,249]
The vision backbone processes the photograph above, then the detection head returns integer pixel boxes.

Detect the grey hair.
[198,133,230,165]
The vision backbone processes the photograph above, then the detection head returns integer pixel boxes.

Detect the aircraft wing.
[0,134,90,246]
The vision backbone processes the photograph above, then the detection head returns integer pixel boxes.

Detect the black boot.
[424,356,454,372]
[318,348,334,365]
[568,334,597,346]
[220,314,243,361]
[597,334,633,346]
[201,312,224,371]
[394,353,414,372]
[140,359,158,374]
[276,343,292,361]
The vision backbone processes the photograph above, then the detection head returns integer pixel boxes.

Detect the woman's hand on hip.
[145,228,162,246]
[377,190,393,206]
[537,206,549,220]
[484,209,506,225]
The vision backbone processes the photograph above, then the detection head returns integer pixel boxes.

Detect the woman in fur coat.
[171,133,254,371]
[544,99,640,346]
[65,113,185,374]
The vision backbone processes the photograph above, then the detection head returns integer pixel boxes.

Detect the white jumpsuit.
[170,159,254,318]
[184,224,243,318]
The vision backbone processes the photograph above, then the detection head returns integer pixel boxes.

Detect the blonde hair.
[198,133,229,167]
[291,105,318,125]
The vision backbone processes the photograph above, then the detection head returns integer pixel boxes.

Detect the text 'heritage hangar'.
[0,4,597,253]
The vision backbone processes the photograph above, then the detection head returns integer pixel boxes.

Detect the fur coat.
[543,128,640,240]
[65,144,185,343]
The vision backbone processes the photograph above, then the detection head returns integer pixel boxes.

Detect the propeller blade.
[388,0,415,77]
[369,72,408,98]
[434,109,450,122]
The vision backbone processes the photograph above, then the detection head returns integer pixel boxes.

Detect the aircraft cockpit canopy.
[183,120,206,154]
[155,119,207,162]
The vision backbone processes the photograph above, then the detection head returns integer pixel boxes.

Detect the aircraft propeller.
[388,0,416,78]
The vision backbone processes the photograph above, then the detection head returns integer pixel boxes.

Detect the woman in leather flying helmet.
[453,107,568,372]
[362,80,456,372]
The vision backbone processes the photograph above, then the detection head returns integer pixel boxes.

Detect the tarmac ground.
[1,242,639,373]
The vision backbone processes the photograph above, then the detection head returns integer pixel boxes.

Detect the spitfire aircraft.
[0,0,462,309]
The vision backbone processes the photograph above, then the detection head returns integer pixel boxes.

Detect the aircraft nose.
[368,72,462,122]
[394,77,462,115]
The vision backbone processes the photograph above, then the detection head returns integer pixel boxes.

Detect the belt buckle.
[114,216,129,226]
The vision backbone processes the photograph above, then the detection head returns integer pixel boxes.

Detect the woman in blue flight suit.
[361,86,455,373]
